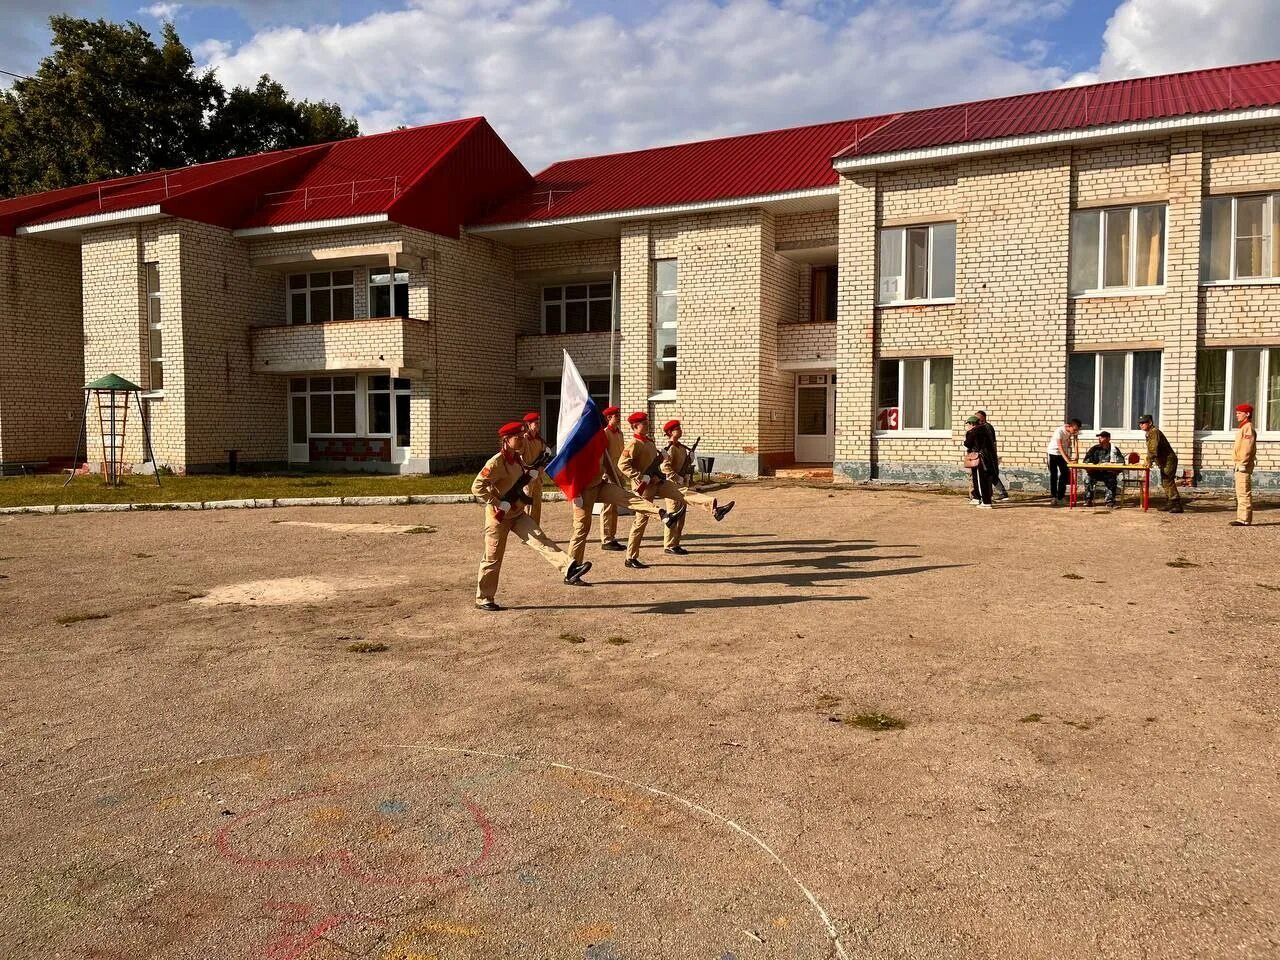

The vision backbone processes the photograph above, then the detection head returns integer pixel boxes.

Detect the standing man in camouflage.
[521,411,548,528]
[597,405,626,551]
[660,418,734,555]
[471,422,591,612]
[1231,403,1257,526]
[1138,413,1183,513]
[618,411,686,569]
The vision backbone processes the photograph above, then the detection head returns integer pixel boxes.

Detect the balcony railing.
[251,316,431,375]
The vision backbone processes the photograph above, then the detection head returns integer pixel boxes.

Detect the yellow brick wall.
[0,236,83,466]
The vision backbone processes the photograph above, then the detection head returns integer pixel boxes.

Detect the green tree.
[206,76,358,158]
[0,17,359,199]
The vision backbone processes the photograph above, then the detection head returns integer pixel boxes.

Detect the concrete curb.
[0,490,571,516]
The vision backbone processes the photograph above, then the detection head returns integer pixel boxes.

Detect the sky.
[4,0,1280,171]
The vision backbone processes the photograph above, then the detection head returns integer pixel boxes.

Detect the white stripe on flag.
[556,349,591,451]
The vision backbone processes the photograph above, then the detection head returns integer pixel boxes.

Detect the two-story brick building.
[2,59,1279,488]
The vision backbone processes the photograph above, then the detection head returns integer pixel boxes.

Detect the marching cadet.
[521,411,548,528]
[471,422,591,612]
[1138,413,1183,513]
[1231,402,1257,526]
[598,405,626,551]
[618,411,687,569]
[566,426,673,570]
[660,419,734,555]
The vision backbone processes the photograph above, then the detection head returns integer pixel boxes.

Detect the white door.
[795,373,835,462]
[288,386,309,463]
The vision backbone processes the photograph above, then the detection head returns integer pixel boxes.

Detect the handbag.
[963,452,982,469]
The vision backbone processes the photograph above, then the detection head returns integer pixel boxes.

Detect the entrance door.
[289,379,309,463]
[795,373,835,462]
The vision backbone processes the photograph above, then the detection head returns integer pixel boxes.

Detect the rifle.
[662,436,700,484]
[496,449,551,518]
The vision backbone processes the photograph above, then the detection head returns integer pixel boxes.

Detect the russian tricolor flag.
[548,351,609,501]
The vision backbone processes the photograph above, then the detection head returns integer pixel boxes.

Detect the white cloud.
[1076,0,1280,84]
[141,2,183,22]
[198,0,1075,170]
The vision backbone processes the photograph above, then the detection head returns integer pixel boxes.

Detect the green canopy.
[85,373,142,391]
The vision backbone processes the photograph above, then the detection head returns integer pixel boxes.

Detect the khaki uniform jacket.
[604,427,625,473]
[471,451,529,517]
[1234,420,1257,472]
[1145,428,1175,468]
[618,434,662,492]
[661,441,694,482]
[524,435,547,471]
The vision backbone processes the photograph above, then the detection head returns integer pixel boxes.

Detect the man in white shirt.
[1046,418,1081,506]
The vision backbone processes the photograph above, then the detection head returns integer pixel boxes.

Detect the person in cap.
[566,420,668,570]
[521,411,548,528]
[1138,414,1182,513]
[660,419,733,555]
[618,411,687,568]
[1231,403,1257,526]
[597,405,626,551]
[470,421,591,612]
[963,416,997,508]
[1081,430,1125,508]
[974,411,1009,500]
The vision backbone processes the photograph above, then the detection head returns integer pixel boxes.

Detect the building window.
[1202,193,1280,282]
[1196,347,1280,432]
[810,266,837,322]
[367,375,413,445]
[369,267,409,318]
[878,222,955,304]
[306,376,357,436]
[876,357,952,432]
[542,282,613,334]
[654,259,677,392]
[288,270,355,324]
[542,377,610,447]
[145,261,163,391]
[290,378,307,445]
[1067,350,1162,431]
[1070,204,1166,294]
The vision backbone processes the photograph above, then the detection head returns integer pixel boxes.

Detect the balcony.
[778,321,836,370]
[516,330,614,380]
[251,316,431,376]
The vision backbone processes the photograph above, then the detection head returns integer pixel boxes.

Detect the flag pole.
[608,268,618,406]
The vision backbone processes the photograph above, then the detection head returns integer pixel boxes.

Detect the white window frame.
[874,356,953,437]
[305,375,359,438]
[651,259,678,399]
[877,222,956,307]
[1194,347,1279,438]
[1068,350,1163,437]
[1201,192,1280,285]
[541,281,614,335]
[368,267,409,319]
[287,270,356,325]
[1070,204,1168,297]
[144,261,164,397]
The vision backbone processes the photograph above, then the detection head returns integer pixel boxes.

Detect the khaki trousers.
[476,509,570,603]
[598,502,618,544]
[1235,469,1254,523]
[1158,455,1181,506]
[627,478,684,560]
[663,488,716,548]
[527,476,543,528]
[571,481,660,564]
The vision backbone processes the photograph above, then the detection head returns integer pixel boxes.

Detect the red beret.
[601,405,620,417]
[498,421,525,438]
[1236,403,1254,415]
[627,411,648,426]
[522,411,540,423]
[663,419,681,434]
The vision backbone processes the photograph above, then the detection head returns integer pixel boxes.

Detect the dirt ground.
[1,485,1277,960]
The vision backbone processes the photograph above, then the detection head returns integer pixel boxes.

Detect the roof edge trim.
[16,205,163,235]
[470,185,839,233]
[833,106,1280,171]
[232,214,391,237]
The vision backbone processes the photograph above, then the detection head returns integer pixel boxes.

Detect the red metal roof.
[477,115,899,225]
[0,118,531,237]
[836,59,1280,161]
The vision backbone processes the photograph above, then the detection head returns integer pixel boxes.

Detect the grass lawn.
[0,472,476,508]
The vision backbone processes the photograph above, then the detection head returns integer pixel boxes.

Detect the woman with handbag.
[964,415,997,508]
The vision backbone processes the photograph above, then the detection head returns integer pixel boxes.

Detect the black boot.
[564,559,593,584]
[624,557,648,570]
[661,504,687,529]
[713,500,736,522]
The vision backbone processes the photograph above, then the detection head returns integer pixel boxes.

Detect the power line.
[1,68,36,83]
